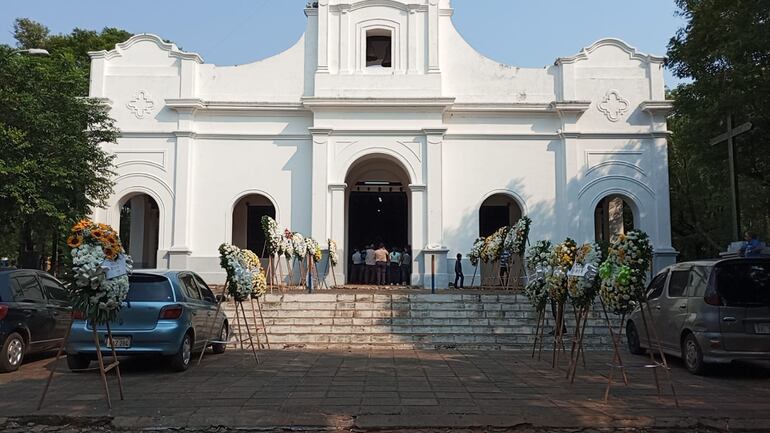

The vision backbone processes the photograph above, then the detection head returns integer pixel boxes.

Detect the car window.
[193,274,216,303]
[668,270,690,298]
[715,262,770,307]
[179,274,202,300]
[647,271,668,300]
[39,275,69,303]
[128,274,174,302]
[11,275,46,303]
[689,266,710,297]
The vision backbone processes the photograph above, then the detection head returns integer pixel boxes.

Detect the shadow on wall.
[442,138,658,283]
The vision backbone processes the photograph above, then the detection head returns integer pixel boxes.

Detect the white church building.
[88,0,677,287]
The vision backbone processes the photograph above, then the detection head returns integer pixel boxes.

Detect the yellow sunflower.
[66,235,83,249]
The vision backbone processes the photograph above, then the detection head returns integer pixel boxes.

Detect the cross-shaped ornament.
[126,91,155,119]
[598,90,630,122]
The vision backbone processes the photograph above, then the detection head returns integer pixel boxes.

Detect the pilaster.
[329,183,347,284]
[310,128,333,242]
[423,128,446,247]
[317,0,330,74]
[427,0,440,73]
[409,184,426,286]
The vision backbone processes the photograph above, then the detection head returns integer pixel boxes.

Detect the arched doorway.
[119,194,160,269]
[478,193,523,287]
[594,194,635,243]
[345,155,411,284]
[232,194,276,257]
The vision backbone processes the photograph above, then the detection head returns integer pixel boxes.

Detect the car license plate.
[106,336,131,348]
[755,324,770,334]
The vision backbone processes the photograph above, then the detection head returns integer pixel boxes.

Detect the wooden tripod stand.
[601,299,679,407]
[38,316,125,410]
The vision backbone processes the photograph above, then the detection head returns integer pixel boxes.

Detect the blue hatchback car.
[66,270,229,372]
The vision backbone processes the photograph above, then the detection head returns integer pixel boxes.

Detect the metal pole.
[431,255,436,294]
[726,116,741,240]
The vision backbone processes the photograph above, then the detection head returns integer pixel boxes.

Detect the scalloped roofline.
[88,33,204,63]
[555,38,665,65]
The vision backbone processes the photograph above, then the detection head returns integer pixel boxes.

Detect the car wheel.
[626,321,645,355]
[212,322,228,355]
[682,333,708,375]
[0,332,25,373]
[66,353,91,371]
[169,332,193,372]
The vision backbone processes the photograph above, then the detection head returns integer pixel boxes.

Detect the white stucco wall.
[89,0,676,287]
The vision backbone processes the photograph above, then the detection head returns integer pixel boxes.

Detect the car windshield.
[128,274,174,302]
[715,262,770,307]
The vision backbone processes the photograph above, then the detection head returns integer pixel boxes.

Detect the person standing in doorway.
[365,244,376,284]
[389,247,401,285]
[374,243,389,286]
[351,247,364,283]
[454,253,464,289]
[401,246,412,286]
[499,249,511,287]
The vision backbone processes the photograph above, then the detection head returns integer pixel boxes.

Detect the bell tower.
[304,0,451,97]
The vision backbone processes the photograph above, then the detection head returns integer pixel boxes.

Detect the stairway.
[223,293,618,350]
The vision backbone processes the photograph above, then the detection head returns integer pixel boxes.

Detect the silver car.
[626,258,770,374]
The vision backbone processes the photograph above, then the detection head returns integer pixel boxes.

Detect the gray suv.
[626,258,770,374]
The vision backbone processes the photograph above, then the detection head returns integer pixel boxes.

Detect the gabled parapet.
[555,38,664,66]
[88,33,203,63]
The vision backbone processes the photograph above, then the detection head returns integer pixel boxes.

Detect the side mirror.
[215,294,225,303]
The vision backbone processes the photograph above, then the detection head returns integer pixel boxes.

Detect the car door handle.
[679,304,687,310]
[655,305,661,310]
[723,317,737,322]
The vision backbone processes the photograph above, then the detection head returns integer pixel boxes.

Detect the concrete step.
[222,293,621,351]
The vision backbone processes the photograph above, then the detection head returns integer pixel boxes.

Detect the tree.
[0,20,132,269]
[667,0,770,259]
[13,18,133,80]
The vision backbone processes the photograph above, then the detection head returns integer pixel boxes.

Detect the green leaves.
[1,18,130,265]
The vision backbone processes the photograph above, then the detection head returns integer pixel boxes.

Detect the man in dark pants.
[454,253,464,288]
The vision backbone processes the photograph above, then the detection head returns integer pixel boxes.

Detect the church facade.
[88,0,677,287]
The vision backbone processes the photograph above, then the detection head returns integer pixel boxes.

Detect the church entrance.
[345,155,411,285]
[232,194,276,257]
[119,193,160,269]
[478,193,523,287]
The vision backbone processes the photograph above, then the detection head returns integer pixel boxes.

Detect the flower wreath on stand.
[468,237,485,267]
[261,216,282,257]
[484,226,509,264]
[306,237,322,263]
[598,230,653,316]
[511,216,532,257]
[328,239,339,267]
[547,238,577,305]
[219,243,264,301]
[291,232,307,262]
[281,229,294,261]
[567,243,603,311]
[524,240,552,312]
[67,220,133,324]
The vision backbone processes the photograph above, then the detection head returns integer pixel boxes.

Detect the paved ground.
[1,348,769,432]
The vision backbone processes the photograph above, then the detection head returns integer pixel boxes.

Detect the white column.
[339,7,350,74]
[423,129,446,246]
[407,5,418,73]
[317,1,329,73]
[427,0,440,73]
[409,184,426,286]
[310,128,332,242]
[168,107,196,269]
[329,183,347,284]
[652,133,677,271]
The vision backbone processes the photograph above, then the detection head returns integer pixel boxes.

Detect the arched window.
[594,195,635,243]
[366,29,392,68]
[119,194,160,269]
[479,194,522,238]
[232,194,276,257]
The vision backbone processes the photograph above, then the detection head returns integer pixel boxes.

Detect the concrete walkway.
[1,349,769,431]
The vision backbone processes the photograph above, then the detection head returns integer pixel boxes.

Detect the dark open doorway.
[348,191,408,253]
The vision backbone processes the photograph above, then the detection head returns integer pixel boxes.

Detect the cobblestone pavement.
[1,349,769,432]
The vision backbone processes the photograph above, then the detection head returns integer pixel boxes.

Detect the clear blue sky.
[0,0,686,87]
